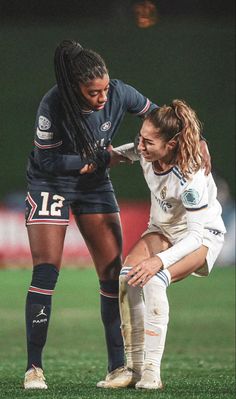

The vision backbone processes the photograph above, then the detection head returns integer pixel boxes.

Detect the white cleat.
[135,367,163,390]
[24,365,48,389]
[97,366,141,388]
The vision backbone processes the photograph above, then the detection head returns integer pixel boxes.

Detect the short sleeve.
[181,170,208,212]
[34,91,63,150]
[118,80,157,116]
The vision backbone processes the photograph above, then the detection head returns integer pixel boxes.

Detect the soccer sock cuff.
[156,269,171,288]
[28,263,59,299]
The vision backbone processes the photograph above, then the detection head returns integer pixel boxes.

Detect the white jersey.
[114,143,226,269]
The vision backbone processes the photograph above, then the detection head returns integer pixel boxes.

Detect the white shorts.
[195,228,225,276]
[142,226,225,277]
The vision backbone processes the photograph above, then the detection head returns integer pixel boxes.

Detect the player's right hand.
[79,163,97,174]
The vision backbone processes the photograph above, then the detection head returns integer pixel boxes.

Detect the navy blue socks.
[26,268,124,373]
[99,280,124,372]
[25,263,59,371]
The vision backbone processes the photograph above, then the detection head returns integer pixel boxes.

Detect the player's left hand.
[200,140,211,175]
[127,256,163,287]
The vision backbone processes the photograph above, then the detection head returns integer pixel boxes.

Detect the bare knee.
[124,253,138,267]
[31,252,62,268]
[124,252,147,268]
[97,255,122,280]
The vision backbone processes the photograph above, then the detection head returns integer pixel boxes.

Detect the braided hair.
[145,100,203,177]
[54,39,108,159]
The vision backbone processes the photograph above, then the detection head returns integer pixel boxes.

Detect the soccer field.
[0,267,234,399]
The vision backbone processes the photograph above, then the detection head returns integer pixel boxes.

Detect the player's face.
[79,74,110,111]
[138,120,174,162]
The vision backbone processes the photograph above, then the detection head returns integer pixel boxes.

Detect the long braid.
[54,40,108,159]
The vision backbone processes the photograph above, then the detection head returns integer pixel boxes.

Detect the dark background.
[0,0,235,201]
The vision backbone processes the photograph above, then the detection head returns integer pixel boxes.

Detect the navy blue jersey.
[27,79,157,192]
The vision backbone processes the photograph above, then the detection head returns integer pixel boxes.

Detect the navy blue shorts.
[25,189,119,226]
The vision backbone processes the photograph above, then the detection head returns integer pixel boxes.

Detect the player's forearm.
[35,149,94,174]
[113,143,140,161]
[157,220,204,269]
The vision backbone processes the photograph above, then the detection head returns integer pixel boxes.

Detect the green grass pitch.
[0,267,234,399]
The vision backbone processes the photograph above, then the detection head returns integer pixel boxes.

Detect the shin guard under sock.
[25,263,59,370]
[99,280,124,372]
[119,268,145,372]
[142,270,171,373]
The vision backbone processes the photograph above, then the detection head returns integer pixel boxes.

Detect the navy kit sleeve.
[33,89,94,174]
[34,89,63,151]
[118,80,158,116]
[34,147,111,175]
[32,87,112,175]
[34,149,93,174]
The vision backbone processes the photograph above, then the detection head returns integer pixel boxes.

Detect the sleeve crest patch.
[38,115,51,130]
[182,188,200,206]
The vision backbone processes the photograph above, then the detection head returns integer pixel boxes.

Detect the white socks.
[119,267,171,376]
[143,270,170,372]
[119,267,144,372]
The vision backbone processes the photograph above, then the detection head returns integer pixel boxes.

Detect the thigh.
[27,224,67,269]
[124,232,171,267]
[75,213,122,280]
[25,190,70,268]
[168,245,209,283]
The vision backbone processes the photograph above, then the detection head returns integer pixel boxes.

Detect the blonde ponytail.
[172,100,202,178]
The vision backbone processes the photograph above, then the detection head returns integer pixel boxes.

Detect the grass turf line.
[0,267,234,398]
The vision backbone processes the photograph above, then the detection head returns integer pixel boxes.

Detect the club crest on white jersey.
[160,186,167,200]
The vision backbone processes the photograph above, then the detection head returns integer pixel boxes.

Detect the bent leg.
[167,245,209,283]
[119,233,170,372]
[75,213,124,373]
[138,245,209,387]
[124,232,170,267]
